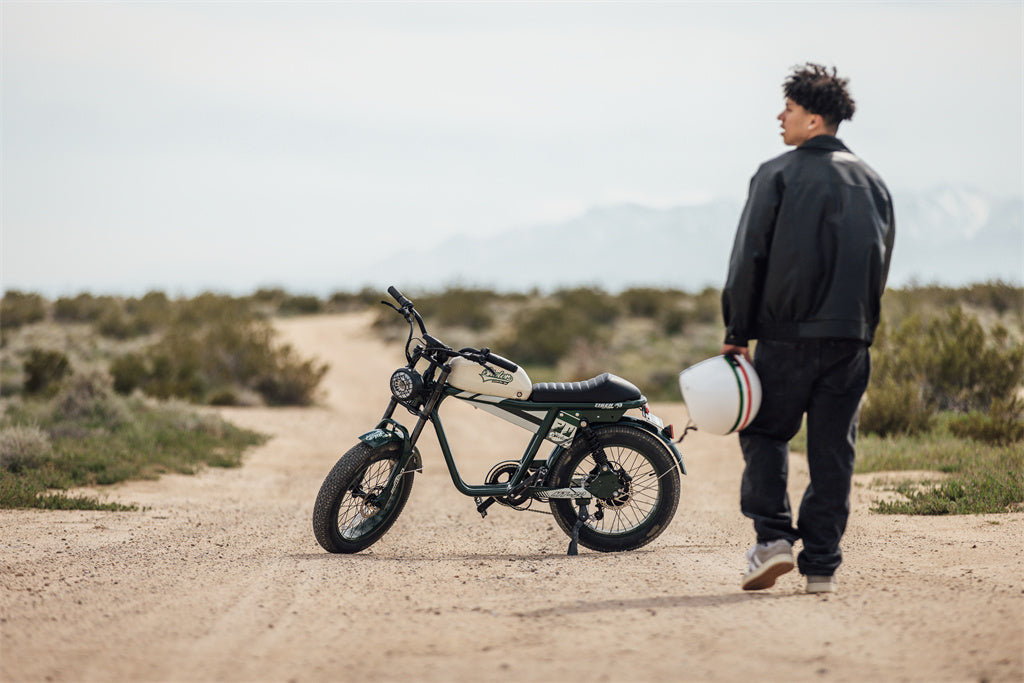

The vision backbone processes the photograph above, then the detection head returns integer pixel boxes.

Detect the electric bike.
[312,287,686,555]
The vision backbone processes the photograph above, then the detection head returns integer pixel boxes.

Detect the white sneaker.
[741,539,795,591]
[805,575,837,594]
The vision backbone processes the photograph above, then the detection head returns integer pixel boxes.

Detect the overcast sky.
[3,1,1022,296]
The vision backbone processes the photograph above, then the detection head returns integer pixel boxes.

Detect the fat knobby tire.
[548,424,680,552]
[312,442,414,553]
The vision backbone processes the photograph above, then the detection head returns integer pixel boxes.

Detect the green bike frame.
[362,378,685,507]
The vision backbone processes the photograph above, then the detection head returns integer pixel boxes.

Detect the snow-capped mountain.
[349,186,1022,292]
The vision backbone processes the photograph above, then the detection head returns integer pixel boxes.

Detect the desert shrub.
[54,293,106,322]
[691,287,722,324]
[126,291,172,331]
[1,291,46,330]
[174,292,255,328]
[278,295,323,316]
[113,318,327,406]
[110,352,148,395]
[660,307,692,336]
[502,304,607,366]
[251,288,288,304]
[863,308,1024,438]
[95,304,134,339]
[417,288,495,331]
[620,288,680,318]
[860,376,933,437]
[72,295,157,339]
[208,389,240,406]
[0,391,265,509]
[51,372,130,428]
[328,287,393,312]
[23,349,72,396]
[0,425,53,472]
[142,332,207,402]
[962,280,1023,316]
[553,287,621,325]
[253,342,329,406]
[947,397,1024,445]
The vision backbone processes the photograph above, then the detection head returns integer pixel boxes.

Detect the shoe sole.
[741,554,795,591]
[805,581,837,594]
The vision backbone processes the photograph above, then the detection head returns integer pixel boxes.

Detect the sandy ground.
[2,312,1022,683]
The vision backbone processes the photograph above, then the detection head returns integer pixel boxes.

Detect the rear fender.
[543,417,686,476]
[617,415,686,475]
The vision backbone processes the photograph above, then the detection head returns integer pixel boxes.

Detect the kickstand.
[567,500,590,556]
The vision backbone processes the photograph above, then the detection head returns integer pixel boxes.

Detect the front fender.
[359,427,422,472]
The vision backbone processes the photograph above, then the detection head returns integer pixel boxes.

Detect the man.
[721,63,895,594]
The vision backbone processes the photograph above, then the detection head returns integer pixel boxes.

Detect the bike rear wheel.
[547,424,680,552]
[313,442,415,553]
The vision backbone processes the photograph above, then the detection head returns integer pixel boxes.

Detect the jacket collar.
[797,135,850,153]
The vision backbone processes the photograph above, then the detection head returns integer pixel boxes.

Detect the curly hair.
[783,63,856,128]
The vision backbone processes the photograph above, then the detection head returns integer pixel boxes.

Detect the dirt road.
[2,313,1022,682]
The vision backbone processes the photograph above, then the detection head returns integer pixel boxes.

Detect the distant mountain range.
[349,185,1022,293]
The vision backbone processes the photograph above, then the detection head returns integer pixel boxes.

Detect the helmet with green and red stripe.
[678,354,762,435]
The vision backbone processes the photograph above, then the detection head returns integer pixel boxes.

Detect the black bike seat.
[529,372,642,404]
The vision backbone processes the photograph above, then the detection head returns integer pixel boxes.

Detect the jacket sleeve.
[721,164,781,346]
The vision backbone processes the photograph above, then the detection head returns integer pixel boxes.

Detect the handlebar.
[461,347,519,374]
[483,350,519,374]
[387,286,413,309]
[386,285,519,373]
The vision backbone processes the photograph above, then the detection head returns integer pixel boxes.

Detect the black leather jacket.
[722,136,895,347]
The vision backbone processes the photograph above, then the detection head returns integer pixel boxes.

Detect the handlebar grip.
[388,286,413,308]
[484,351,519,374]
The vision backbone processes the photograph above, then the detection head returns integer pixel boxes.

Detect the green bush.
[501,304,607,367]
[51,372,130,428]
[23,349,72,396]
[1,291,46,329]
[620,288,678,318]
[947,397,1024,445]
[963,280,1024,316]
[660,307,692,336]
[860,376,933,437]
[253,343,329,406]
[110,353,148,395]
[95,305,134,339]
[327,289,381,312]
[278,295,323,316]
[174,292,255,329]
[111,318,327,406]
[54,293,106,323]
[127,291,172,331]
[553,287,621,325]
[691,287,722,324]
[0,425,53,472]
[0,390,265,509]
[863,307,1024,436]
[417,288,496,331]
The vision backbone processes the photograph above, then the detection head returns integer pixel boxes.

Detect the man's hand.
[721,344,751,362]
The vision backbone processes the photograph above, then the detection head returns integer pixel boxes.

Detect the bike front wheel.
[312,442,415,553]
[547,424,680,552]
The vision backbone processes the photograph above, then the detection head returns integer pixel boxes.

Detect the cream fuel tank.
[445,356,533,400]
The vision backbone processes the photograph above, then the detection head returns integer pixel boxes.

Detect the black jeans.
[739,338,870,576]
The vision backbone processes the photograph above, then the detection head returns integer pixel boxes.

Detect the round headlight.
[390,368,423,402]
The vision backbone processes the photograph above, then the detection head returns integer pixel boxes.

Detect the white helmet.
[678,354,762,435]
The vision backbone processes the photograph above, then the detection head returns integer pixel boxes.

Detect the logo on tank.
[479,367,514,385]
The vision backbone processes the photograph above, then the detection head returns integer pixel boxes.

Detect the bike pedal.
[475,496,496,518]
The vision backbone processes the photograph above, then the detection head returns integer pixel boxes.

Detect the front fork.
[362,365,453,509]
